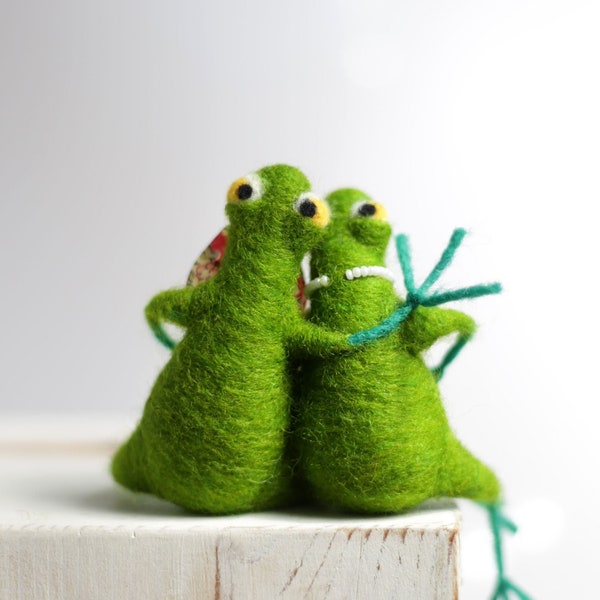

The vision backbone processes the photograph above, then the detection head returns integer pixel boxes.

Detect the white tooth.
[304,274,331,297]
[344,265,397,284]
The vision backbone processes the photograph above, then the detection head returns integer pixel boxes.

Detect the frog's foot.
[111,427,150,493]
[437,437,501,503]
[485,503,533,600]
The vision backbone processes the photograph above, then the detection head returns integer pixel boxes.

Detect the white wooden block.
[0,415,461,599]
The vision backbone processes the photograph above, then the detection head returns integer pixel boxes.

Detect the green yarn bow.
[348,228,502,377]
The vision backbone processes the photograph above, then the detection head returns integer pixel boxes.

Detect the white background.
[1,1,599,597]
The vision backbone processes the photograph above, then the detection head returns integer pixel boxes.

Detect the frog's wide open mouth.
[304,266,395,297]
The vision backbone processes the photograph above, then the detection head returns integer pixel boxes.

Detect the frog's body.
[295,188,500,513]
[112,165,342,514]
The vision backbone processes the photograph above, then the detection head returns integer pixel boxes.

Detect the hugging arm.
[285,319,352,358]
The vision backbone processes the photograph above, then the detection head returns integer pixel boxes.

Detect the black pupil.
[237,184,253,200]
[299,199,317,218]
[358,203,376,217]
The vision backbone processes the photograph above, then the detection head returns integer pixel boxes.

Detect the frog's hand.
[399,306,476,376]
[145,287,195,350]
[436,436,501,504]
[400,305,476,352]
[285,318,351,358]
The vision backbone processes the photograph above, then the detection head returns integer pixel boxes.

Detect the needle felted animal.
[294,188,501,514]
[111,164,347,514]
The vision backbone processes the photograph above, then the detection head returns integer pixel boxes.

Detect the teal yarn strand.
[149,323,178,350]
[418,227,467,292]
[422,282,502,306]
[484,503,532,600]
[349,229,502,346]
[396,234,416,292]
[431,334,472,382]
[348,303,413,346]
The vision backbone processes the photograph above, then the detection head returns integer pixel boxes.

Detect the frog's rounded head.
[306,188,394,328]
[225,164,330,260]
[309,188,392,289]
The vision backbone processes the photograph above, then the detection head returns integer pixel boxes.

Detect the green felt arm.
[145,287,195,349]
[145,287,195,327]
[285,319,351,358]
[399,305,476,353]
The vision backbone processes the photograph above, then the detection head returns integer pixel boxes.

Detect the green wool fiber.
[294,188,500,513]
[112,165,348,514]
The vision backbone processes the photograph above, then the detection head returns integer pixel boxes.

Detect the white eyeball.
[294,193,330,228]
[227,172,264,204]
[350,200,388,220]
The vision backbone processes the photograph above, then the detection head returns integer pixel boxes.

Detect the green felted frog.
[111,165,347,514]
[294,188,501,513]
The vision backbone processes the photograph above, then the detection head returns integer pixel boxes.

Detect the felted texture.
[112,164,348,514]
[294,188,501,514]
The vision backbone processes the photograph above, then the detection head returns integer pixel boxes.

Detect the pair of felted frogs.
[111,163,500,515]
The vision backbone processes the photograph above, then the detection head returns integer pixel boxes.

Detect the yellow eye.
[227,172,264,204]
[294,193,330,228]
[350,200,388,221]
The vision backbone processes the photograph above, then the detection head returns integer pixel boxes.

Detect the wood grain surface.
[0,415,461,599]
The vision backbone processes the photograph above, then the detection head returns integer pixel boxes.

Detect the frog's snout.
[294,194,330,228]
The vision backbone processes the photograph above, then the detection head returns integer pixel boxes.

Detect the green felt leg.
[111,427,150,493]
[437,437,501,503]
